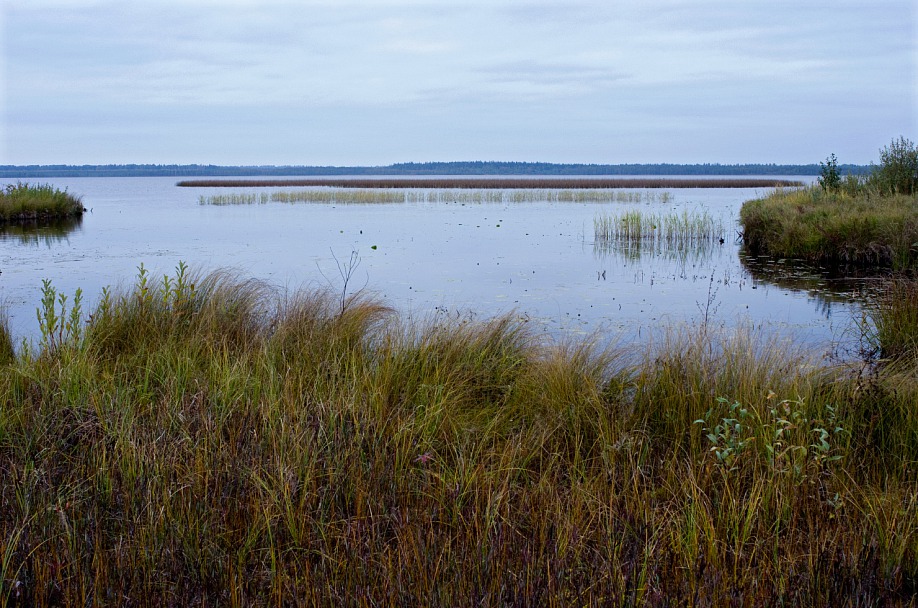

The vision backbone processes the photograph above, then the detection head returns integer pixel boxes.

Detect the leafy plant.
[695,396,847,480]
[36,279,82,352]
[818,153,841,192]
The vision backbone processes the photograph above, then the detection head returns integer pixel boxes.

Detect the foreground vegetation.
[0,265,916,605]
[0,183,84,223]
[740,138,918,270]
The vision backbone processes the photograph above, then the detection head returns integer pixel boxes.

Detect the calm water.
[0,176,867,353]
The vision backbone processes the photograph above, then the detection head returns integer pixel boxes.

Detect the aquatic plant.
[594,209,726,248]
[198,188,675,205]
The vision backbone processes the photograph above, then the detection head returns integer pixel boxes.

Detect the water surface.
[0,176,866,354]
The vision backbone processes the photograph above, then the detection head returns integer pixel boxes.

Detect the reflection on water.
[0,216,83,247]
[594,239,721,268]
[739,251,872,318]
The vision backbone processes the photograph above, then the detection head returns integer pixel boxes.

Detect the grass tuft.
[0,182,85,223]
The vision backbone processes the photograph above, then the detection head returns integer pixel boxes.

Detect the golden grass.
[0,267,915,605]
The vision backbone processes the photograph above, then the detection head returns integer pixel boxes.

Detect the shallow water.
[0,176,868,354]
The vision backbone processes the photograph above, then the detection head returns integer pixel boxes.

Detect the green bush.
[870,136,918,195]
[818,153,840,192]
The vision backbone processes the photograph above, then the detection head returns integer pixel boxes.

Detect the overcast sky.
[2,1,916,166]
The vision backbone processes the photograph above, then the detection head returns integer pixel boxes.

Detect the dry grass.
[0,266,915,605]
[179,177,804,189]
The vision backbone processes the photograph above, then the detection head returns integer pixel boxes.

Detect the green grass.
[740,186,918,269]
[0,182,85,223]
[594,209,726,248]
[863,277,918,365]
[0,266,916,605]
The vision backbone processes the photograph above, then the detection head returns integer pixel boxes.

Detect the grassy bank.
[740,186,918,270]
[178,177,804,189]
[0,183,85,223]
[1,267,916,605]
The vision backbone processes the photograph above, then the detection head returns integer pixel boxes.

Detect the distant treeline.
[0,161,870,178]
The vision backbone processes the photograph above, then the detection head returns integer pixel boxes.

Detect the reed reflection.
[0,216,83,247]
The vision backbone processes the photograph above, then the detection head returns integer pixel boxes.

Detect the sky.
[1,1,916,166]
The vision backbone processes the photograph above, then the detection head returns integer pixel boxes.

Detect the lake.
[0,176,868,356]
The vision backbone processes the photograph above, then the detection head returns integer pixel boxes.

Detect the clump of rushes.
[740,185,918,269]
[0,265,916,605]
[0,182,85,222]
[864,277,918,365]
[198,188,674,205]
[594,209,725,248]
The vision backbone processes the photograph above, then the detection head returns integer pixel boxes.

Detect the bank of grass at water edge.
[740,185,918,270]
[0,182,85,223]
[0,266,916,605]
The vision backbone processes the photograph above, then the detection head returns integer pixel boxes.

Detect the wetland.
[0,176,868,353]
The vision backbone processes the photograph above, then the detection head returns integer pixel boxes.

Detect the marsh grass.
[199,189,674,206]
[740,186,918,269]
[594,209,726,249]
[863,277,918,365]
[0,266,916,605]
[0,182,85,223]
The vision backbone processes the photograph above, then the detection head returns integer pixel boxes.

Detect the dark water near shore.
[0,176,869,355]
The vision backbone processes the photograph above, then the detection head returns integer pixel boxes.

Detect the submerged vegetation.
[741,138,918,270]
[199,188,673,206]
[0,264,916,605]
[0,182,85,223]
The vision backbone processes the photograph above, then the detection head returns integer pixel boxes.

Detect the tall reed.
[198,189,674,206]
[594,209,725,248]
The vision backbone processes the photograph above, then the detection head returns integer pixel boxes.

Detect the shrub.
[870,136,918,195]
[818,153,841,192]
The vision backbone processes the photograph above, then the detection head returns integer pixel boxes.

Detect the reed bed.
[179,177,804,189]
[594,209,726,249]
[199,189,674,206]
[0,266,915,605]
[0,182,85,223]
